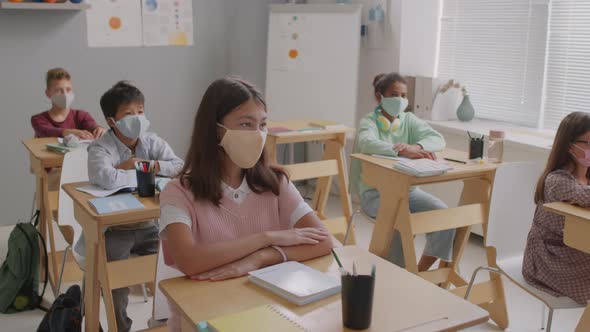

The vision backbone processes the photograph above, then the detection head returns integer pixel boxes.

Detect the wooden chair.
[283,159,356,244]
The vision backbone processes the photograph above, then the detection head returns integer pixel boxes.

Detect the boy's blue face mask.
[113,115,150,139]
[380,95,408,117]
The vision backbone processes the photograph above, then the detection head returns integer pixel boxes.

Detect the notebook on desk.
[201,304,308,332]
[46,143,71,154]
[88,194,144,214]
[248,261,340,306]
[393,158,454,177]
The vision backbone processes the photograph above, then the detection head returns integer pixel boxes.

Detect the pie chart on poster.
[109,17,122,30]
[169,32,189,46]
[145,0,158,12]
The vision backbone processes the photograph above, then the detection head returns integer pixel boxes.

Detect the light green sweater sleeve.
[407,113,446,152]
[357,115,398,156]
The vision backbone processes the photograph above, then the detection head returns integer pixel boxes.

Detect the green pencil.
[331,249,343,268]
[331,249,347,275]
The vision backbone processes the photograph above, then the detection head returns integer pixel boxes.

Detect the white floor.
[0,196,585,331]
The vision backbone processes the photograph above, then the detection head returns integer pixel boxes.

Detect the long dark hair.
[179,77,287,205]
[535,112,590,203]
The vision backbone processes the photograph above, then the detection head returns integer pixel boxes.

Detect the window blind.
[438,0,549,127]
[542,0,590,130]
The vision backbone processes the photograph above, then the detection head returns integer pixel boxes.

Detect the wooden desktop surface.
[22,137,64,168]
[160,246,489,332]
[62,182,160,226]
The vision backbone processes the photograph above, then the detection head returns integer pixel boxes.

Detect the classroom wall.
[0,1,229,225]
[225,0,286,92]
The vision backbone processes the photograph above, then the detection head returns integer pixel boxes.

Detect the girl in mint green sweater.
[350,73,455,271]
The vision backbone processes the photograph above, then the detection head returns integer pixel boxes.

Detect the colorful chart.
[86,0,142,48]
[142,0,194,46]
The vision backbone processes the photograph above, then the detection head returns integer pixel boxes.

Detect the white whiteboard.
[265,4,362,128]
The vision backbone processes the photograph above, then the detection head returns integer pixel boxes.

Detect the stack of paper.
[393,159,454,177]
[248,261,340,306]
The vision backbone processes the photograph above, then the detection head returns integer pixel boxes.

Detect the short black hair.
[373,73,407,96]
[99,81,145,119]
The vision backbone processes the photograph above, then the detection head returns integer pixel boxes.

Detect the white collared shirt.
[221,177,251,205]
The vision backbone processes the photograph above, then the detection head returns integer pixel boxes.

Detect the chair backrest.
[486,162,543,261]
[58,148,88,248]
[152,241,183,321]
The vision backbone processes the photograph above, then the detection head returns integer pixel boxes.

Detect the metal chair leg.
[466,266,556,331]
[142,283,148,302]
[541,304,547,330]
[343,210,362,246]
[546,308,554,332]
[464,266,502,300]
[56,246,71,295]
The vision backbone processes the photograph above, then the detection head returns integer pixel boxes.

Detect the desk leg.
[266,137,278,164]
[396,198,419,274]
[323,137,355,244]
[98,232,118,332]
[364,161,410,262]
[35,175,47,281]
[576,305,590,332]
[463,177,509,329]
[37,170,59,296]
[84,238,101,332]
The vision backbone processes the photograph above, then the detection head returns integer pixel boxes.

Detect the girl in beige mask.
[157,77,333,330]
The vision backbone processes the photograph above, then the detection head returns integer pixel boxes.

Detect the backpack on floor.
[0,210,48,313]
[37,285,82,332]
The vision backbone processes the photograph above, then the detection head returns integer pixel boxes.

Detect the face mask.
[380,95,408,117]
[572,144,590,167]
[113,115,150,139]
[218,124,267,169]
[51,92,75,109]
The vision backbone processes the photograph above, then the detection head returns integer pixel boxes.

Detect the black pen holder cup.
[469,138,484,160]
[341,274,375,330]
[136,170,156,197]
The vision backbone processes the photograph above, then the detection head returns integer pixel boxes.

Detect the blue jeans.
[361,188,455,268]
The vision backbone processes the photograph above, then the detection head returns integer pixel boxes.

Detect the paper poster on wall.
[268,14,306,72]
[142,0,194,46]
[86,0,142,48]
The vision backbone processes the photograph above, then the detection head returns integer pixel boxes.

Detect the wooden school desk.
[23,137,72,295]
[544,202,590,332]
[351,151,509,329]
[266,120,356,243]
[160,245,489,332]
[63,182,159,332]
